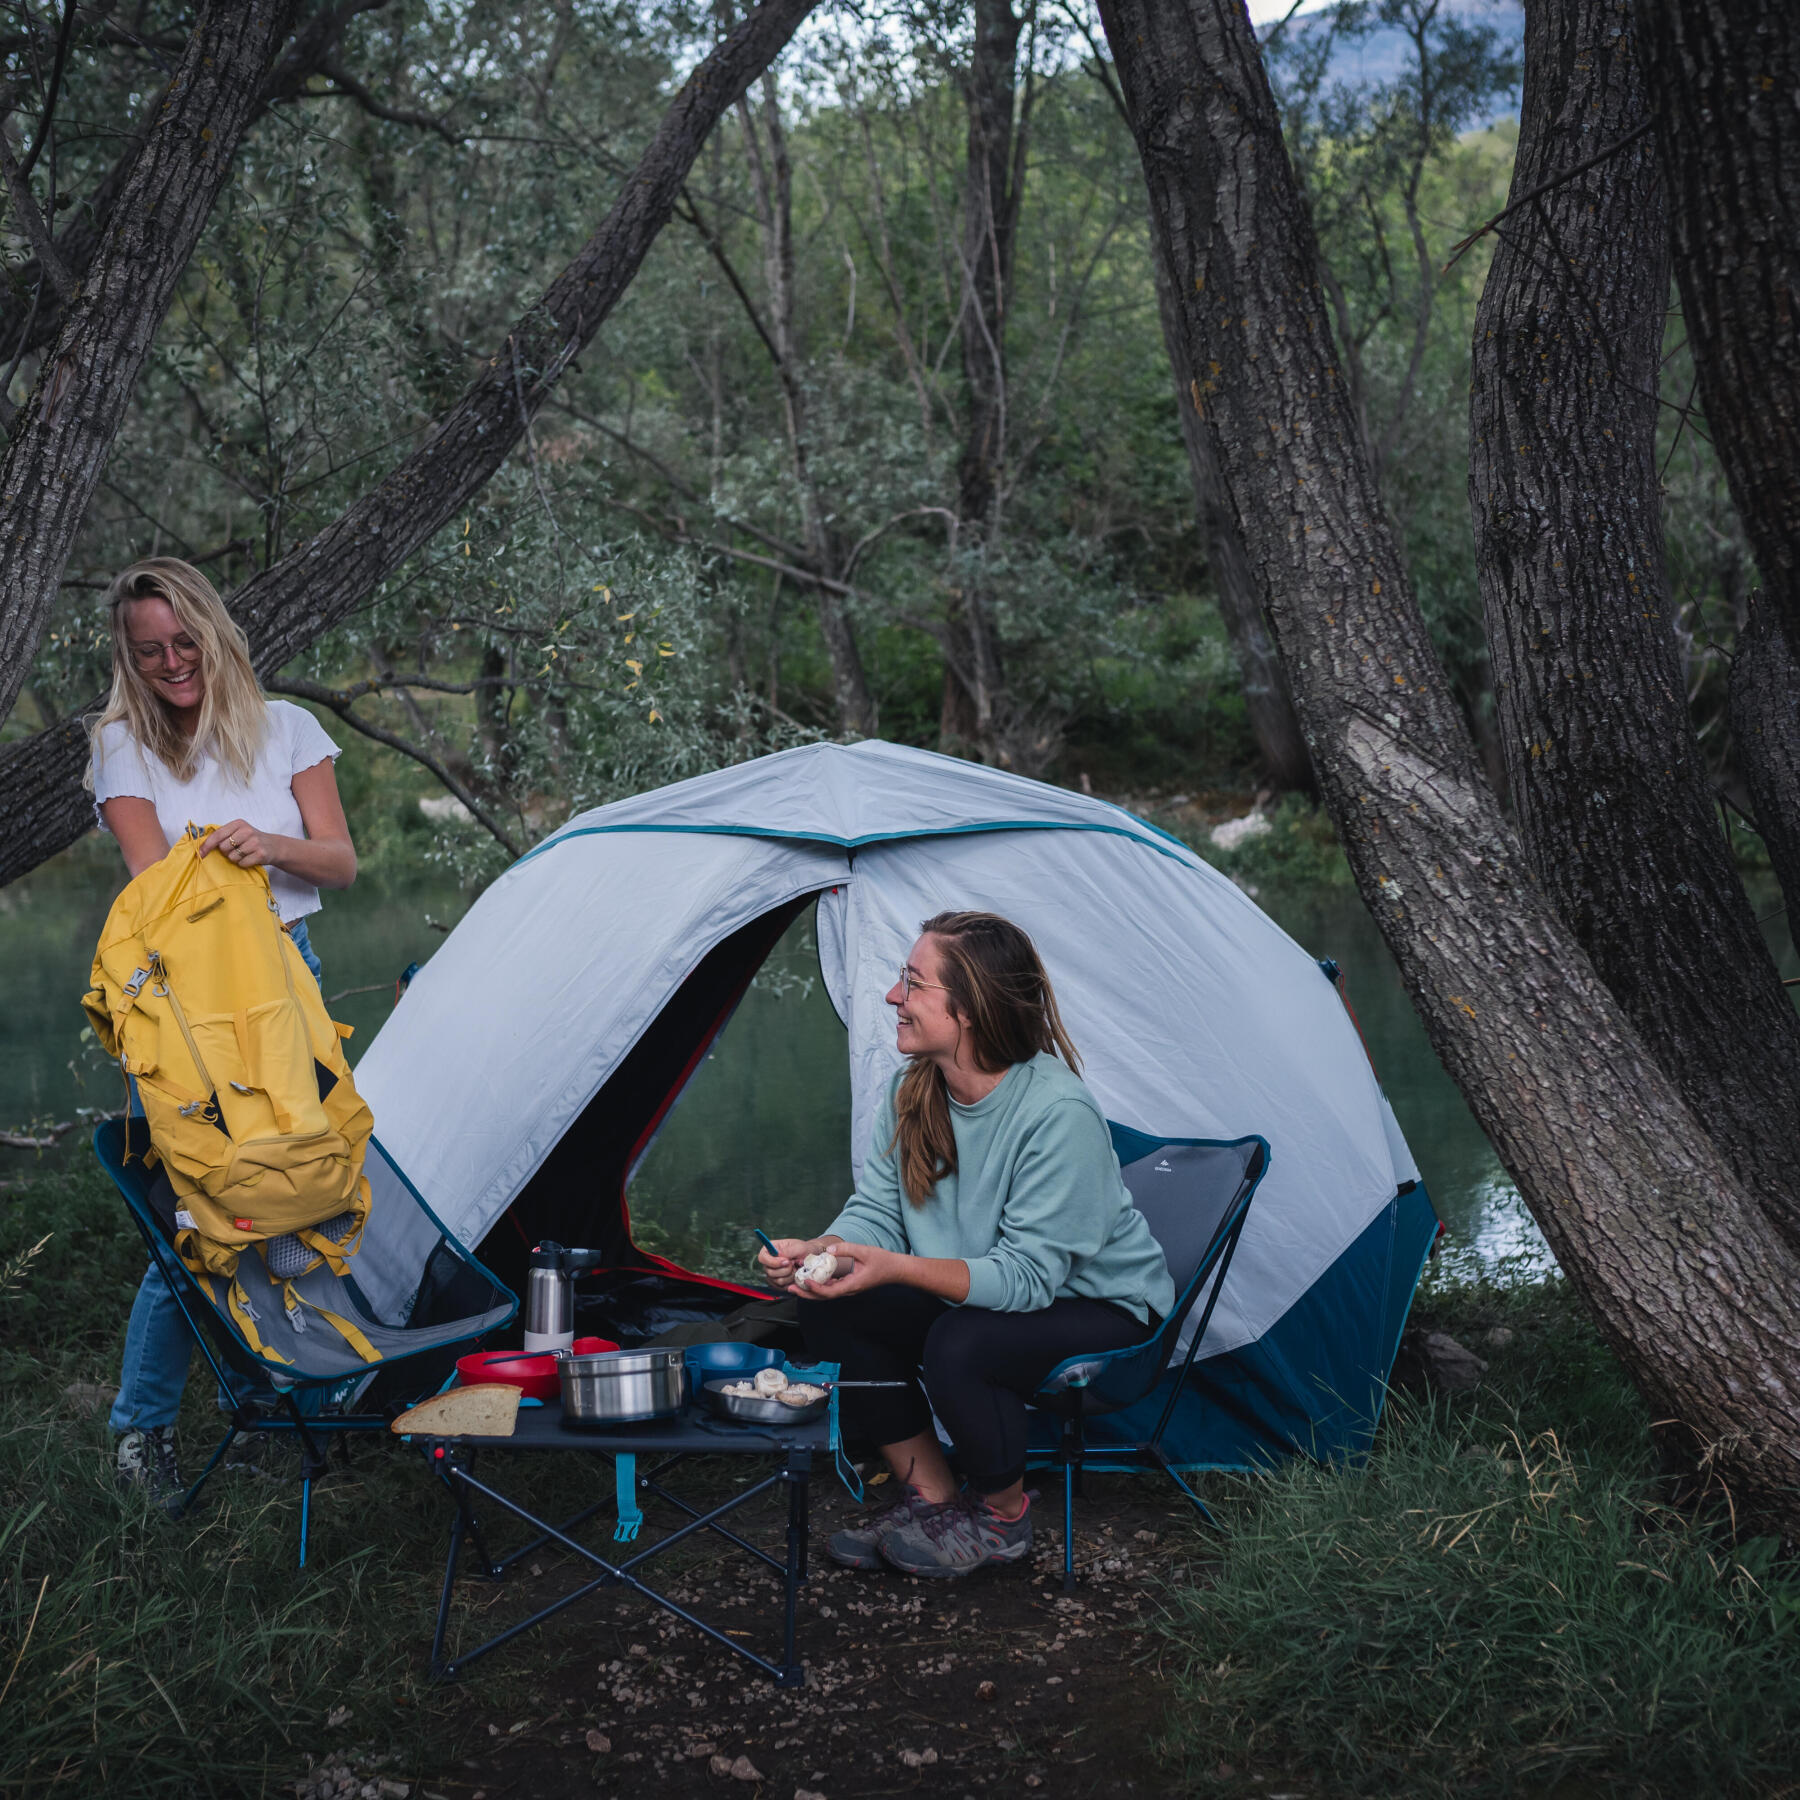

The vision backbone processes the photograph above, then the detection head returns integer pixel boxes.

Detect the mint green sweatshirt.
[823,1053,1176,1324]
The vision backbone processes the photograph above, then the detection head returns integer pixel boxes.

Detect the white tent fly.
[357,740,1437,1469]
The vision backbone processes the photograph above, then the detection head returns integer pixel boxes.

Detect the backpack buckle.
[121,966,151,1000]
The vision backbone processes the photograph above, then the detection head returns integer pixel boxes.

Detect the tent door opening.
[483,893,821,1343]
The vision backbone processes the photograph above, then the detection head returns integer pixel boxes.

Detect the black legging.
[798,1285,1155,1495]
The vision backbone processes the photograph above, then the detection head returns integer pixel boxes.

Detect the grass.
[1154,1274,1800,1797]
[6,1153,1799,1796]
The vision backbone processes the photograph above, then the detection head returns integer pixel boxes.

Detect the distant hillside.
[1265,0,1525,122]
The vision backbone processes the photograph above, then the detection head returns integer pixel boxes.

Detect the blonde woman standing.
[87,557,357,1501]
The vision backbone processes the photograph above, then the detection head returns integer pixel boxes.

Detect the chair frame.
[1028,1137,1266,1590]
[96,1121,515,1565]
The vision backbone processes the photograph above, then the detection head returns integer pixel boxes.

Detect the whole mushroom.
[796,1250,840,1288]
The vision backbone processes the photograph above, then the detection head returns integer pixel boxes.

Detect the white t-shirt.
[91,700,342,922]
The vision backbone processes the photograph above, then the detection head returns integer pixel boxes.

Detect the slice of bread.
[391,1383,521,1438]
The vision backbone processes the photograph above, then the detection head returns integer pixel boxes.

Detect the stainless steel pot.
[556,1346,687,1426]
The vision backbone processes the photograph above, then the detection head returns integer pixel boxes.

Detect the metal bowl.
[558,1346,687,1426]
[702,1377,830,1428]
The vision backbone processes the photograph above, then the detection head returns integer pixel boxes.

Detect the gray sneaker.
[115,1425,182,1506]
[880,1493,1033,1578]
[826,1483,934,1569]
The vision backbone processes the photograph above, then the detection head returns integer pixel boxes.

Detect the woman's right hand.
[758,1235,837,1290]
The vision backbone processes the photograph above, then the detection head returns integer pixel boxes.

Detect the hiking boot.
[115,1425,182,1507]
[826,1483,934,1569]
[880,1492,1033,1578]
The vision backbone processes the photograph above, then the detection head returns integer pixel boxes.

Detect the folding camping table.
[419,1398,837,1687]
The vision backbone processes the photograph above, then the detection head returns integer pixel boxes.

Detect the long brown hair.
[890,911,1082,1207]
[86,557,266,788]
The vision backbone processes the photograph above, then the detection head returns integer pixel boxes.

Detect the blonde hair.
[87,557,267,787]
[890,911,1082,1207]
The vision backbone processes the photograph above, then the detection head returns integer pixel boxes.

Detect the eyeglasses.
[128,635,200,668]
[896,965,948,1000]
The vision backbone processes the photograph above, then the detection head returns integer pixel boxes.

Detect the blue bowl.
[683,1342,784,1380]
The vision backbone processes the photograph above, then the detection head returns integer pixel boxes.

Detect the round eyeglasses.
[129,634,201,668]
[896,965,948,1000]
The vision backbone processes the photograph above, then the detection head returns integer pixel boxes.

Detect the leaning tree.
[0,0,823,886]
[1097,0,1800,1528]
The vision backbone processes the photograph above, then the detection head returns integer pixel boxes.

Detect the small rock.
[976,1679,998,1702]
[899,1748,938,1768]
[1395,1328,1488,1393]
[1025,1777,1044,1790]
[586,1730,610,1754]
[1210,810,1271,852]
[326,1706,353,1730]
[1133,1528,1158,1544]
[628,1643,648,1657]
[796,1792,828,1800]
[1483,1326,1517,1350]
[62,1380,119,1415]
[376,1784,409,1800]
[729,1755,763,1781]
[711,1755,734,1777]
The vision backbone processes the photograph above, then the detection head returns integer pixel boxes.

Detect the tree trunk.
[0,0,305,733]
[1098,0,1800,1528]
[0,1,404,372]
[1147,227,1313,790]
[737,71,876,736]
[944,0,1025,756]
[1470,0,1800,1247]
[0,0,823,886]
[1731,589,1800,912]
[1630,0,1800,661]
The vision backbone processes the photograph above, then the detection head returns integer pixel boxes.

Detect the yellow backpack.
[83,825,377,1362]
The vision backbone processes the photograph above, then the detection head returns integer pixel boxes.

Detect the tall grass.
[1156,1278,1800,1796]
[0,1156,458,1795]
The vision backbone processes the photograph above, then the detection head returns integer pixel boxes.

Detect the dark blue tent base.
[1030,1184,1439,1478]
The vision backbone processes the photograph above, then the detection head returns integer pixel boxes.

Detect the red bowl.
[456,1336,618,1400]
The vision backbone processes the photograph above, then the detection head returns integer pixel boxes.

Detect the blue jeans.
[110,919,325,1434]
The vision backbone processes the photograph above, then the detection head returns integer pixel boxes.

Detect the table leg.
[778,1448,811,1689]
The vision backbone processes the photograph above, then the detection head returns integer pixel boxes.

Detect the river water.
[10,841,1787,1278]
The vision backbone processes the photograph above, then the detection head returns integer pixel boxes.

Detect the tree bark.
[1098,0,1800,1527]
[0,1,400,372]
[0,0,305,733]
[1470,0,1800,1246]
[1731,588,1800,913]
[1630,1,1800,661]
[943,0,1025,754]
[0,0,822,886]
[1147,226,1313,790]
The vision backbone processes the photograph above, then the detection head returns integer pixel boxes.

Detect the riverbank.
[3,1158,1795,1798]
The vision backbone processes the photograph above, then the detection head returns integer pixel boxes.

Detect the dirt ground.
[297,1464,1231,1800]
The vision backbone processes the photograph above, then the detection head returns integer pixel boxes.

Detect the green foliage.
[1157,1276,1800,1797]
[1147,793,1357,890]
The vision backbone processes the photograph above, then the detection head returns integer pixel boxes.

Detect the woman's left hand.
[199,818,279,868]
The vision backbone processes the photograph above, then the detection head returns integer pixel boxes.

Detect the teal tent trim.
[511,814,1200,873]
[1049,1177,1439,1475]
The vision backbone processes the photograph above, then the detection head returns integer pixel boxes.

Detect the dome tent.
[356,740,1437,1471]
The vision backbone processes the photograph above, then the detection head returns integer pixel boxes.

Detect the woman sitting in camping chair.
[759,910,1174,1578]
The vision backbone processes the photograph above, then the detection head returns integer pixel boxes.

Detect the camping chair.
[94,1119,516,1564]
[1027,1133,1267,1590]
